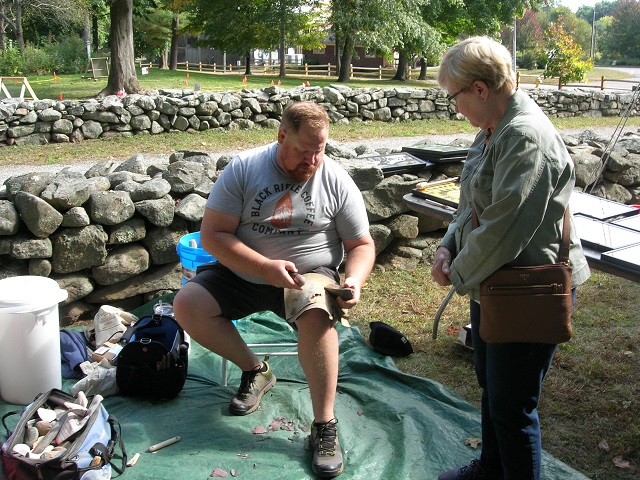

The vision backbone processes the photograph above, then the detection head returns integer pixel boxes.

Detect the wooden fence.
[137,60,412,81]
[136,60,638,91]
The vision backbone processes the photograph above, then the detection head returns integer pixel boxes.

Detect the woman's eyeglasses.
[446,88,465,101]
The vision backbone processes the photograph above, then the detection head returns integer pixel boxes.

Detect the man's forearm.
[343,243,376,287]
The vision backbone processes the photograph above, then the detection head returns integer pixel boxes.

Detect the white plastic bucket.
[0,276,68,405]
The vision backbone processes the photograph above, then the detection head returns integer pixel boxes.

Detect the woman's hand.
[431,247,453,286]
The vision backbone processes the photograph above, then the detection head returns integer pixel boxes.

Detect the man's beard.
[287,163,318,182]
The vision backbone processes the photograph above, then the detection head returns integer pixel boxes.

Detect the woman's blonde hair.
[437,36,516,93]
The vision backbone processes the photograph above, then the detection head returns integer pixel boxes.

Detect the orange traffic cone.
[242,76,248,84]
[277,80,282,86]
[270,80,274,86]
[305,81,310,87]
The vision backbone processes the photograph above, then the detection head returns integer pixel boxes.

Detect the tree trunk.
[337,34,355,82]
[0,3,6,51]
[169,15,179,70]
[243,51,252,75]
[83,12,91,61]
[15,0,25,53]
[392,49,409,81]
[334,32,341,74]
[92,10,99,51]
[278,19,286,77]
[99,0,140,97]
[418,57,427,80]
[158,47,169,69]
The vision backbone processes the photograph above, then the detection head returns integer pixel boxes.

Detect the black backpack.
[115,313,189,399]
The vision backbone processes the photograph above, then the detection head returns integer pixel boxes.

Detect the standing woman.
[430,37,590,480]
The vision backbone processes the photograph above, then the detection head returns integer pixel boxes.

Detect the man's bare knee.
[173,282,221,329]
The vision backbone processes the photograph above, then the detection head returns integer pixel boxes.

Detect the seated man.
[173,101,375,478]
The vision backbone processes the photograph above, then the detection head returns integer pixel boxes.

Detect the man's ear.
[277,129,286,144]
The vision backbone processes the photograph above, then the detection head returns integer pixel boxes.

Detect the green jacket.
[440,90,591,299]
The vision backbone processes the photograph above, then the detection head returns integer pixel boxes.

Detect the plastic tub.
[0,276,68,405]
[176,232,216,285]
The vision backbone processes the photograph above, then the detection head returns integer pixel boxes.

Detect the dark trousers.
[470,299,561,480]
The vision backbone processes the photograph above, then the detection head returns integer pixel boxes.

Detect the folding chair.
[220,342,298,387]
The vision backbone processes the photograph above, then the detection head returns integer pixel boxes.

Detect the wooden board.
[412,178,460,208]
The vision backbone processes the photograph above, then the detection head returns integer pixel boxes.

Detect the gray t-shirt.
[206,142,370,284]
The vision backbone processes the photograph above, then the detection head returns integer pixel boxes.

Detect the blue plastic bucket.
[176,232,216,285]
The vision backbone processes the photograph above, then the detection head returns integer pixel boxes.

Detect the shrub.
[0,47,24,76]
[22,45,55,76]
[45,36,89,74]
[517,48,548,70]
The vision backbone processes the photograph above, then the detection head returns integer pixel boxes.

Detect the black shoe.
[228,361,276,416]
[438,459,489,480]
[310,418,343,478]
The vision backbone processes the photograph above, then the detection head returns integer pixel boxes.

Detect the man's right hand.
[260,259,304,290]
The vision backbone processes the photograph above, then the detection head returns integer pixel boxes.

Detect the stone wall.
[0,85,638,146]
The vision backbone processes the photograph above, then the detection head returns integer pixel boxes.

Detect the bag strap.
[107,414,128,476]
[471,204,570,264]
[120,314,179,345]
[2,410,22,437]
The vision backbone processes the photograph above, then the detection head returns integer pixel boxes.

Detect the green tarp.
[1,312,589,479]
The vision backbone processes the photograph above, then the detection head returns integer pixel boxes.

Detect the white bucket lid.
[0,276,68,310]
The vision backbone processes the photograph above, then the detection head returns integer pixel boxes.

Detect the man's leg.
[174,281,276,415]
[174,282,260,371]
[295,308,339,422]
[295,308,343,478]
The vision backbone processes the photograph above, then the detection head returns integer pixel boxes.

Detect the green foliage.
[607,0,640,61]
[0,38,87,77]
[133,8,173,59]
[45,36,90,75]
[21,46,56,76]
[517,48,547,69]
[0,47,26,76]
[544,21,593,87]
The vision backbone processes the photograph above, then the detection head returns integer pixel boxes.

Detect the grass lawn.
[1,70,639,479]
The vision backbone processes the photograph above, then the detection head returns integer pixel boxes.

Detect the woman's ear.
[473,80,490,101]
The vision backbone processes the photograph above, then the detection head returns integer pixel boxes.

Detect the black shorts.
[190,262,339,321]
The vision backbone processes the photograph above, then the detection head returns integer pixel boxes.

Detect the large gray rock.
[106,218,146,245]
[134,194,175,227]
[175,193,206,222]
[162,161,206,193]
[91,243,150,285]
[55,273,95,304]
[88,191,136,225]
[51,224,109,274]
[3,172,54,201]
[142,219,188,265]
[10,235,52,259]
[14,191,63,238]
[84,262,182,303]
[41,172,93,210]
[0,200,20,235]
